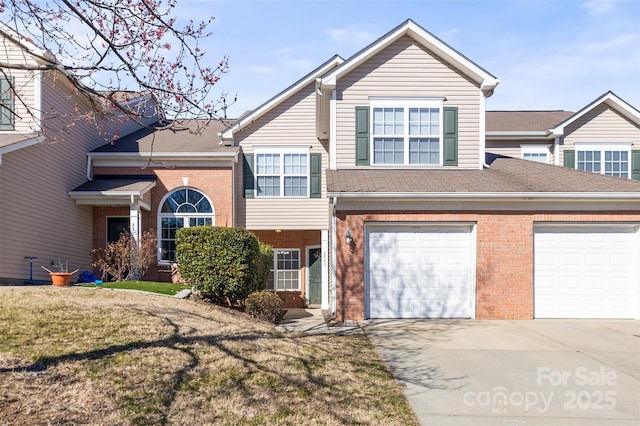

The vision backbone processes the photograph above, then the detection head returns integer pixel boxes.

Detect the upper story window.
[371,99,443,165]
[255,147,309,197]
[521,145,550,164]
[0,77,15,131]
[575,143,631,179]
[158,188,214,262]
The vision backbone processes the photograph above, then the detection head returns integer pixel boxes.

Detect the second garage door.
[366,224,474,319]
[534,224,639,319]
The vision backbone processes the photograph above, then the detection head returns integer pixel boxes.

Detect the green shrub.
[245,291,285,323]
[176,227,264,306]
[255,241,273,290]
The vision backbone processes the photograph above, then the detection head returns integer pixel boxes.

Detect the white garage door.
[534,225,639,319]
[366,225,474,319]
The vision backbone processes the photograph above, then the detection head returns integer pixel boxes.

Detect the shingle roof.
[326,155,640,195]
[486,111,574,132]
[0,133,40,149]
[70,176,156,193]
[92,119,239,154]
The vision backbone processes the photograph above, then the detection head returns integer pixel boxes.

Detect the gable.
[319,19,498,96]
[564,103,640,142]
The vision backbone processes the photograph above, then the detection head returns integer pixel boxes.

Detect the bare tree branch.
[0,0,234,138]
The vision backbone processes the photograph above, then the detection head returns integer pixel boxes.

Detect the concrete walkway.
[275,308,362,335]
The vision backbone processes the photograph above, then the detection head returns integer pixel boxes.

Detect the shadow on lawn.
[0,306,412,425]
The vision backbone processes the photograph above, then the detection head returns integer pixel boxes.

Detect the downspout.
[479,91,486,170]
[86,154,93,181]
[34,69,42,132]
[331,196,337,314]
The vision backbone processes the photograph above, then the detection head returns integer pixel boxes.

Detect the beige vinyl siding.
[0,72,142,283]
[234,81,329,230]
[335,36,482,169]
[0,35,39,133]
[486,139,555,164]
[562,104,640,147]
[485,141,521,158]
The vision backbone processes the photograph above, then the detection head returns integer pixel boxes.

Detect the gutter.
[327,191,640,201]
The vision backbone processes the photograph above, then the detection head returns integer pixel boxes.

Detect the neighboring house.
[3,19,640,321]
[0,24,156,284]
[69,120,240,283]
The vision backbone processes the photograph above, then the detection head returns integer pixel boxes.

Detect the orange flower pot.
[50,272,73,287]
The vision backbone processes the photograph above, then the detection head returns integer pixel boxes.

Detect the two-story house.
[0,23,156,284]
[4,19,639,322]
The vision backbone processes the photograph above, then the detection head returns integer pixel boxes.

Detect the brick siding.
[335,211,640,322]
[92,166,233,281]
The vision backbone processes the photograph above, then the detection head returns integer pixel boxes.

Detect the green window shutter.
[242,153,254,198]
[310,153,322,198]
[563,150,575,169]
[631,150,640,181]
[355,106,370,166]
[0,76,15,131]
[443,107,458,166]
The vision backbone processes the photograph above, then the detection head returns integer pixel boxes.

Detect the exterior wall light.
[345,230,352,246]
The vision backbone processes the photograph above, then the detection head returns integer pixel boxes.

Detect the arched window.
[159,188,214,262]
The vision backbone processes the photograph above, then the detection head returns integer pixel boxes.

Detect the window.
[371,99,443,165]
[255,148,309,197]
[575,143,631,178]
[521,145,550,164]
[266,249,300,291]
[159,188,214,262]
[0,77,15,130]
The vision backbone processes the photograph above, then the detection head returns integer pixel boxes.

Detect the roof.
[220,55,344,142]
[0,133,42,149]
[551,91,640,136]
[68,176,157,209]
[70,176,156,193]
[326,154,640,198]
[486,111,574,132]
[319,19,499,96]
[92,120,240,157]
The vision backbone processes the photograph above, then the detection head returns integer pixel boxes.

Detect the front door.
[307,247,322,305]
[107,217,130,243]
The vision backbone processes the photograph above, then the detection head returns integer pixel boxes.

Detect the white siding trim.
[321,229,329,310]
[479,91,486,169]
[330,90,337,170]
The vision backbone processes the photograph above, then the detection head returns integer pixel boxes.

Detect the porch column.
[129,201,141,243]
[321,229,329,310]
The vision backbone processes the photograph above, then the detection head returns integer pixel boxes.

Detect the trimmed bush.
[176,227,264,305]
[255,241,273,290]
[245,291,285,323]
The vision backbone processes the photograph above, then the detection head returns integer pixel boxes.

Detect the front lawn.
[0,287,417,425]
[79,280,190,296]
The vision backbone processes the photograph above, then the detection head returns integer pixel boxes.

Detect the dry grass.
[0,287,417,425]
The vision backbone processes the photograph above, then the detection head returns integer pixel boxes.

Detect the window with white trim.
[521,145,550,164]
[255,147,309,197]
[266,249,300,291]
[575,143,631,178]
[371,99,443,165]
[159,188,214,262]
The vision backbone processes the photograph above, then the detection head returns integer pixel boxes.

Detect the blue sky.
[180,0,640,118]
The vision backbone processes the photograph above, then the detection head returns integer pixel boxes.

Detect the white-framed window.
[521,145,550,164]
[266,249,301,291]
[158,187,214,262]
[575,143,631,178]
[370,98,443,165]
[255,147,309,197]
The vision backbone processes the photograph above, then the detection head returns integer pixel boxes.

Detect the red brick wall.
[252,230,321,308]
[92,166,234,281]
[335,210,640,322]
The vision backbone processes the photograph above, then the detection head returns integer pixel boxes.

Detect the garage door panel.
[367,225,474,319]
[534,225,638,319]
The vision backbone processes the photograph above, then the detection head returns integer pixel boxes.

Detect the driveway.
[363,320,640,425]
